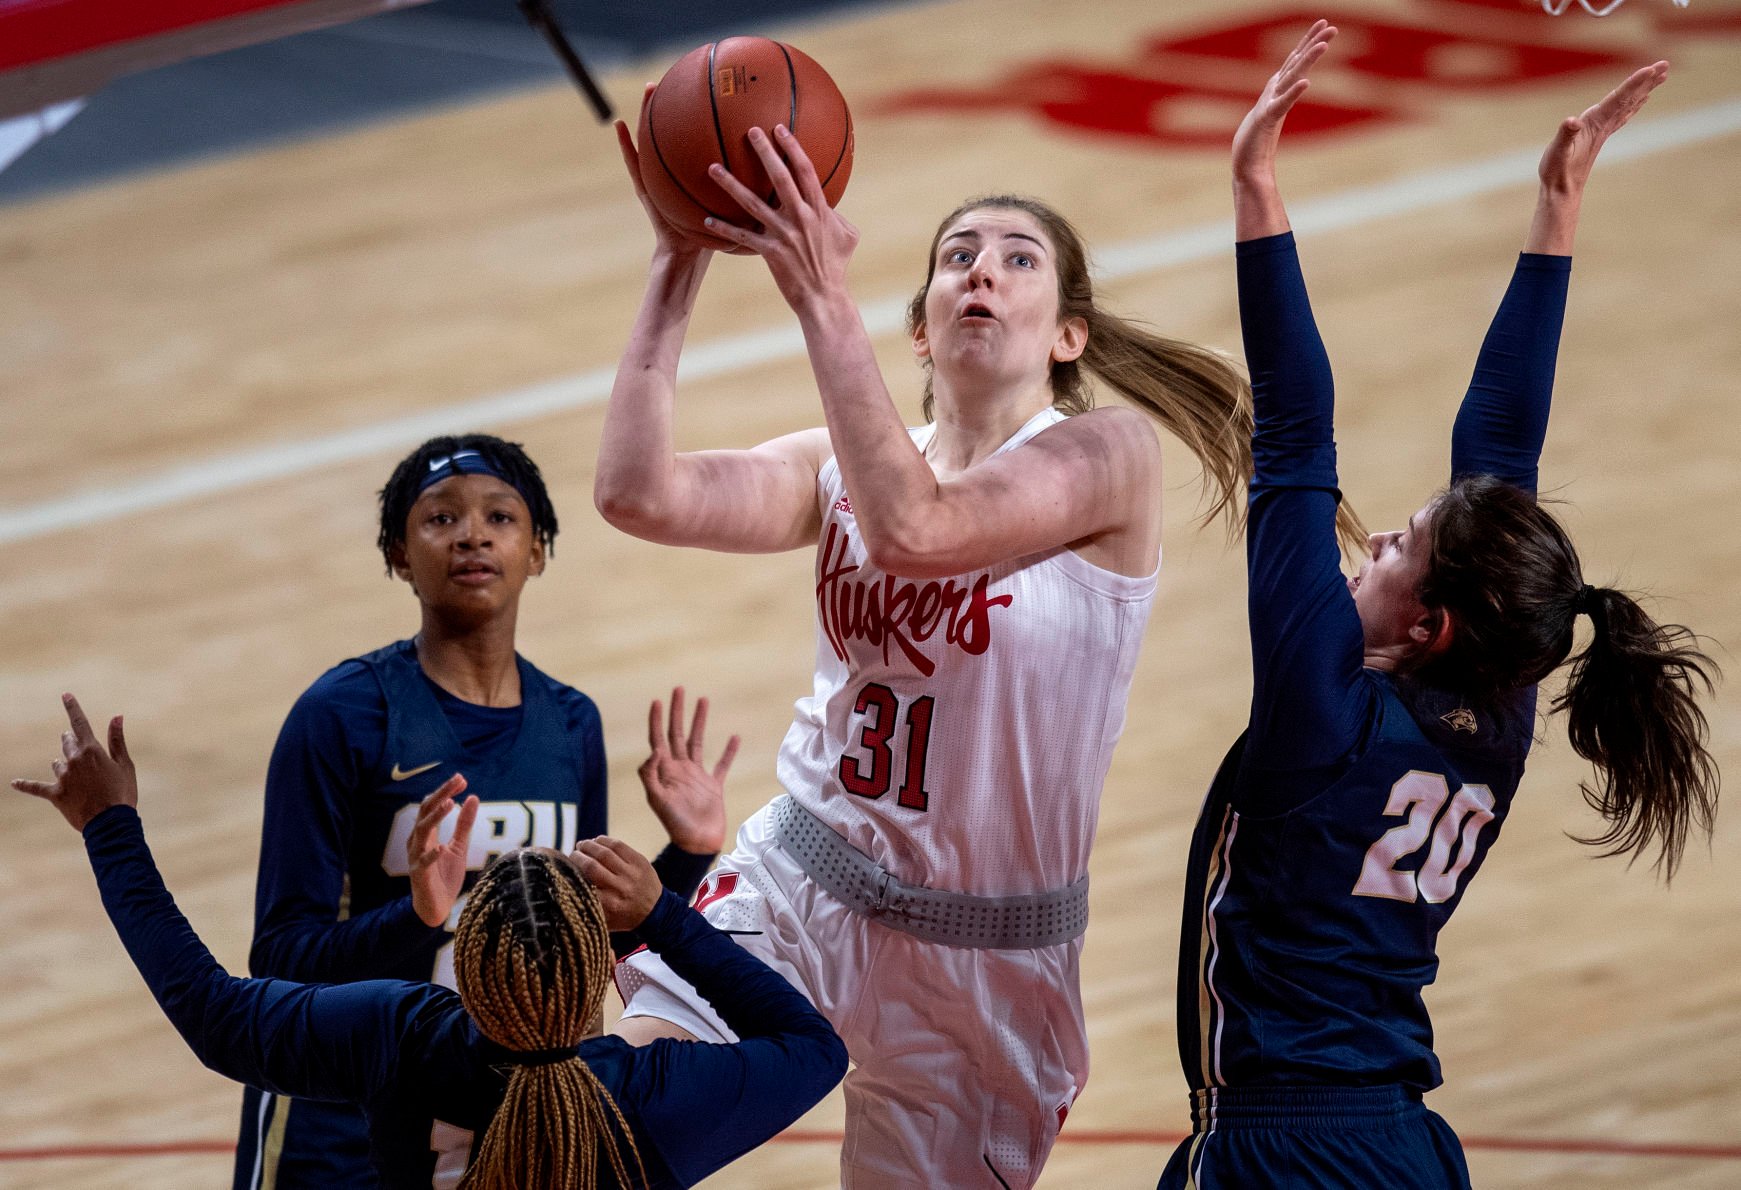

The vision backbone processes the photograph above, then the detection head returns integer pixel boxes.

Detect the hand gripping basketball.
[631,37,854,254]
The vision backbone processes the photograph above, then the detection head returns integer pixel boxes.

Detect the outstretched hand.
[11,694,137,832]
[572,836,662,932]
[701,124,861,317]
[639,687,738,855]
[616,83,716,263]
[1539,60,1668,195]
[1526,60,1667,254]
[1233,20,1336,184]
[407,775,478,927]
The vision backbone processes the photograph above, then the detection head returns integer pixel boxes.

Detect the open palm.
[1539,61,1668,195]
[1233,20,1336,182]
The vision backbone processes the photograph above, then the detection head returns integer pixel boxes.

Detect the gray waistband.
[769,796,1089,949]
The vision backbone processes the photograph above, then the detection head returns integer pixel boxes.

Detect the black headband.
[416,449,533,510]
[504,1045,579,1067]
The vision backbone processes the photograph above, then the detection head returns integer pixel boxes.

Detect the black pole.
[515,0,613,122]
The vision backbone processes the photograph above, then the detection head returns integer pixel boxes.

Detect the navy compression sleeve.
[1450,253,1571,494]
[86,806,416,1104]
[628,891,847,1186]
[249,687,438,981]
[1236,233,1373,775]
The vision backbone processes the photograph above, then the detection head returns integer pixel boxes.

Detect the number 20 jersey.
[776,409,1158,899]
[1176,674,1533,1094]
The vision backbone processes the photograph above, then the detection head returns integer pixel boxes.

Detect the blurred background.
[2,0,1738,1186]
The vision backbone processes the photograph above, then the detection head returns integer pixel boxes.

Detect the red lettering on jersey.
[816,522,1013,678]
[834,494,854,514]
[693,870,739,914]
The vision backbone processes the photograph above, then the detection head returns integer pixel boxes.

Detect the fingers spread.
[773,125,827,207]
[707,159,778,224]
[647,697,666,756]
[745,126,803,212]
[687,696,709,761]
[667,687,687,754]
[109,716,130,767]
[713,733,742,783]
[452,794,480,841]
[62,693,97,746]
[12,779,56,799]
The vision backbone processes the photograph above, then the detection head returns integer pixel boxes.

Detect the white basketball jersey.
[776,407,1158,897]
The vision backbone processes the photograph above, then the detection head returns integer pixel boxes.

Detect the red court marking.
[11,1130,1741,1162]
[771,1130,1741,1159]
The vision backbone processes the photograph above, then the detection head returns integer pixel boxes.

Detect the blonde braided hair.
[454,850,647,1189]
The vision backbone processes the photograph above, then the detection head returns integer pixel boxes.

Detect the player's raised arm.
[1525,61,1667,255]
[595,91,829,555]
[700,123,1172,580]
[1227,24,1376,775]
[1231,20,1335,243]
[1451,62,1669,491]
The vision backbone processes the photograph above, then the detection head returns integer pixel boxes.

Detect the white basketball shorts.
[616,799,1088,1189]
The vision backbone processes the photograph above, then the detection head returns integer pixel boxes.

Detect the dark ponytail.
[1553,586,1719,878]
[1414,475,1719,878]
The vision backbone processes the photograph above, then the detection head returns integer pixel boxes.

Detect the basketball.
[636,37,854,253]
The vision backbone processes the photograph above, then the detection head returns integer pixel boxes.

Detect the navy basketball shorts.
[1157,1085,1471,1190]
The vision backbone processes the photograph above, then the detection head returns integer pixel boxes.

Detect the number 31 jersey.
[776,408,1158,899]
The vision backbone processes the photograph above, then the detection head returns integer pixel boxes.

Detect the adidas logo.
[833,494,854,515]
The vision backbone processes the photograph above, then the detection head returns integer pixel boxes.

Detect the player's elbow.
[820,1030,849,1085]
[859,519,963,580]
[247,928,313,981]
[593,476,671,540]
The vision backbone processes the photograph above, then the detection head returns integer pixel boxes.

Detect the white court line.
[5,96,1740,547]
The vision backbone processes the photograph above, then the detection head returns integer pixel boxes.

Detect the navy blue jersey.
[1175,235,1570,1094]
[238,639,711,1187]
[88,806,846,1190]
[250,639,607,987]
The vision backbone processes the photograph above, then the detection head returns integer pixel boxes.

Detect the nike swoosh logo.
[390,761,442,782]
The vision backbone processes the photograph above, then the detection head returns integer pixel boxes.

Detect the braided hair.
[453,850,647,1189]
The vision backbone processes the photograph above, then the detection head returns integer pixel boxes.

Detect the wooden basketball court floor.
[2,0,1738,1185]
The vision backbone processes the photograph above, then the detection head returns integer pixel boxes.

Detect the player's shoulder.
[1072,403,1162,443]
[1036,404,1161,453]
[518,657,602,724]
[284,644,400,728]
[1015,406,1164,484]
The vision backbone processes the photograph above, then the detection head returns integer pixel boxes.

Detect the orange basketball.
[637,37,854,254]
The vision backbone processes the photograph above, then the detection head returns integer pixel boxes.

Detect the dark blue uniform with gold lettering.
[235,639,709,1188]
[1161,235,1569,1188]
[90,806,845,1190]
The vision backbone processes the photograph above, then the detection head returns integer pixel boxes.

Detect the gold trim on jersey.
[1184,1132,1206,1189]
[261,1094,290,1190]
[1195,806,1238,1089]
